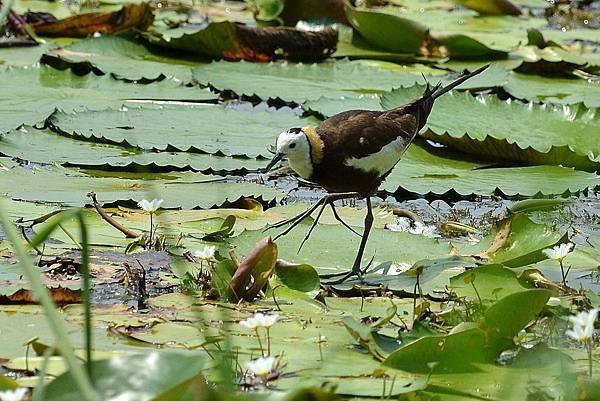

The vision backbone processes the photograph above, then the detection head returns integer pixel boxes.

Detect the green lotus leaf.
[42,35,203,82]
[45,104,312,158]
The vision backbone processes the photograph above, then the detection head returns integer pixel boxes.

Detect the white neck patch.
[276,129,313,179]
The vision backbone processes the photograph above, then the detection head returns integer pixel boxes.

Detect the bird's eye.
[289,143,296,149]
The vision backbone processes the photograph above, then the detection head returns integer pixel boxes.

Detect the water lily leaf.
[42,35,203,82]
[383,142,599,197]
[480,289,551,355]
[423,345,576,400]
[0,159,283,209]
[191,59,424,104]
[42,352,206,401]
[454,0,522,15]
[274,260,320,293]
[0,66,216,135]
[0,128,265,173]
[449,264,534,304]
[30,3,153,37]
[344,3,428,54]
[381,86,600,170]
[504,72,600,108]
[384,327,488,373]
[478,213,566,267]
[0,42,57,69]
[46,104,313,158]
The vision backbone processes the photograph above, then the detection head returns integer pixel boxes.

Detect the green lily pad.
[0,128,265,173]
[381,85,600,170]
[47,104,313,158]
[43,35,203,82]
[42,352,206,401]
[0,159,283,208]
[449,264,534,303]
[344,4,428,54]
[504,72,600,108]
[192,59,425,103]
[384,142,599,197]
[0,42,57,69]
[0,66,216,135]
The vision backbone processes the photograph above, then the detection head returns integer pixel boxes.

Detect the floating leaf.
[192,59,424,103]
[454,0,522,16]
[383,142,599,197]
[381,85,600,170]
[0,159,283,209]
[0,128,265,173]
[46,104,313,158]
[42,352,206,401]
[42,35,203,82]
[504,72,600,108]
[344,3,428,54]
[0,66,216,134]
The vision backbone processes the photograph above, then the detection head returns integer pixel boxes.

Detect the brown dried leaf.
[30,3,153,37]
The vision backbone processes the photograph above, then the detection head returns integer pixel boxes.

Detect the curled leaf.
[230,236,278,301]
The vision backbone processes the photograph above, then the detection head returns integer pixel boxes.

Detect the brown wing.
[316,108,418,160]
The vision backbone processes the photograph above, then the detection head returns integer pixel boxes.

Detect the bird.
[264,65,489,283]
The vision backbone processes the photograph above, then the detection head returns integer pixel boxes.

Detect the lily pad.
[42,35,203,82]
[46,104,314,158]
[42,352,206,401]
[381,86,600,170]
[0,128,265,173]
[0,159,283,208]
[192,59,425,103]
[504,72,600,108]
[0,65,216,134]
[383,142,600,197]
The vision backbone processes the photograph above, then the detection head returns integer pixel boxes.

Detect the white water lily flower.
[194,246,217,262]
[566,308,598,342]
[240,313,279,329]
[542,242,574,262]
[245,356,276,379]
[137,198,163,213]
[0,388,28,401]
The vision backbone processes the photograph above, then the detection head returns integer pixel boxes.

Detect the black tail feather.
[412,64,489,130]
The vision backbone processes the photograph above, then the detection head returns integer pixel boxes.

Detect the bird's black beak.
[263,152,285,173]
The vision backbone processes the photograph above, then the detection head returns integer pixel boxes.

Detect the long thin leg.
[324,197,374,284]
[329,203,361,237]
[269,192,359,241]
[297,201,329,253]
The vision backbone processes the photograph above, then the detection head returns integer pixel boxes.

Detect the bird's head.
[264,127,313,179]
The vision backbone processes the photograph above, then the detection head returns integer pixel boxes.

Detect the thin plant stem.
[266,327,271,356]
[559,259,567,286]
[471,282,483,310]
[254,328,265,357]
[149,212,154,245]
[588,340,593,377]
[317,333,323,362]
[78,214,93,380]
[0,203,96,400]
[58,223,83,249]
